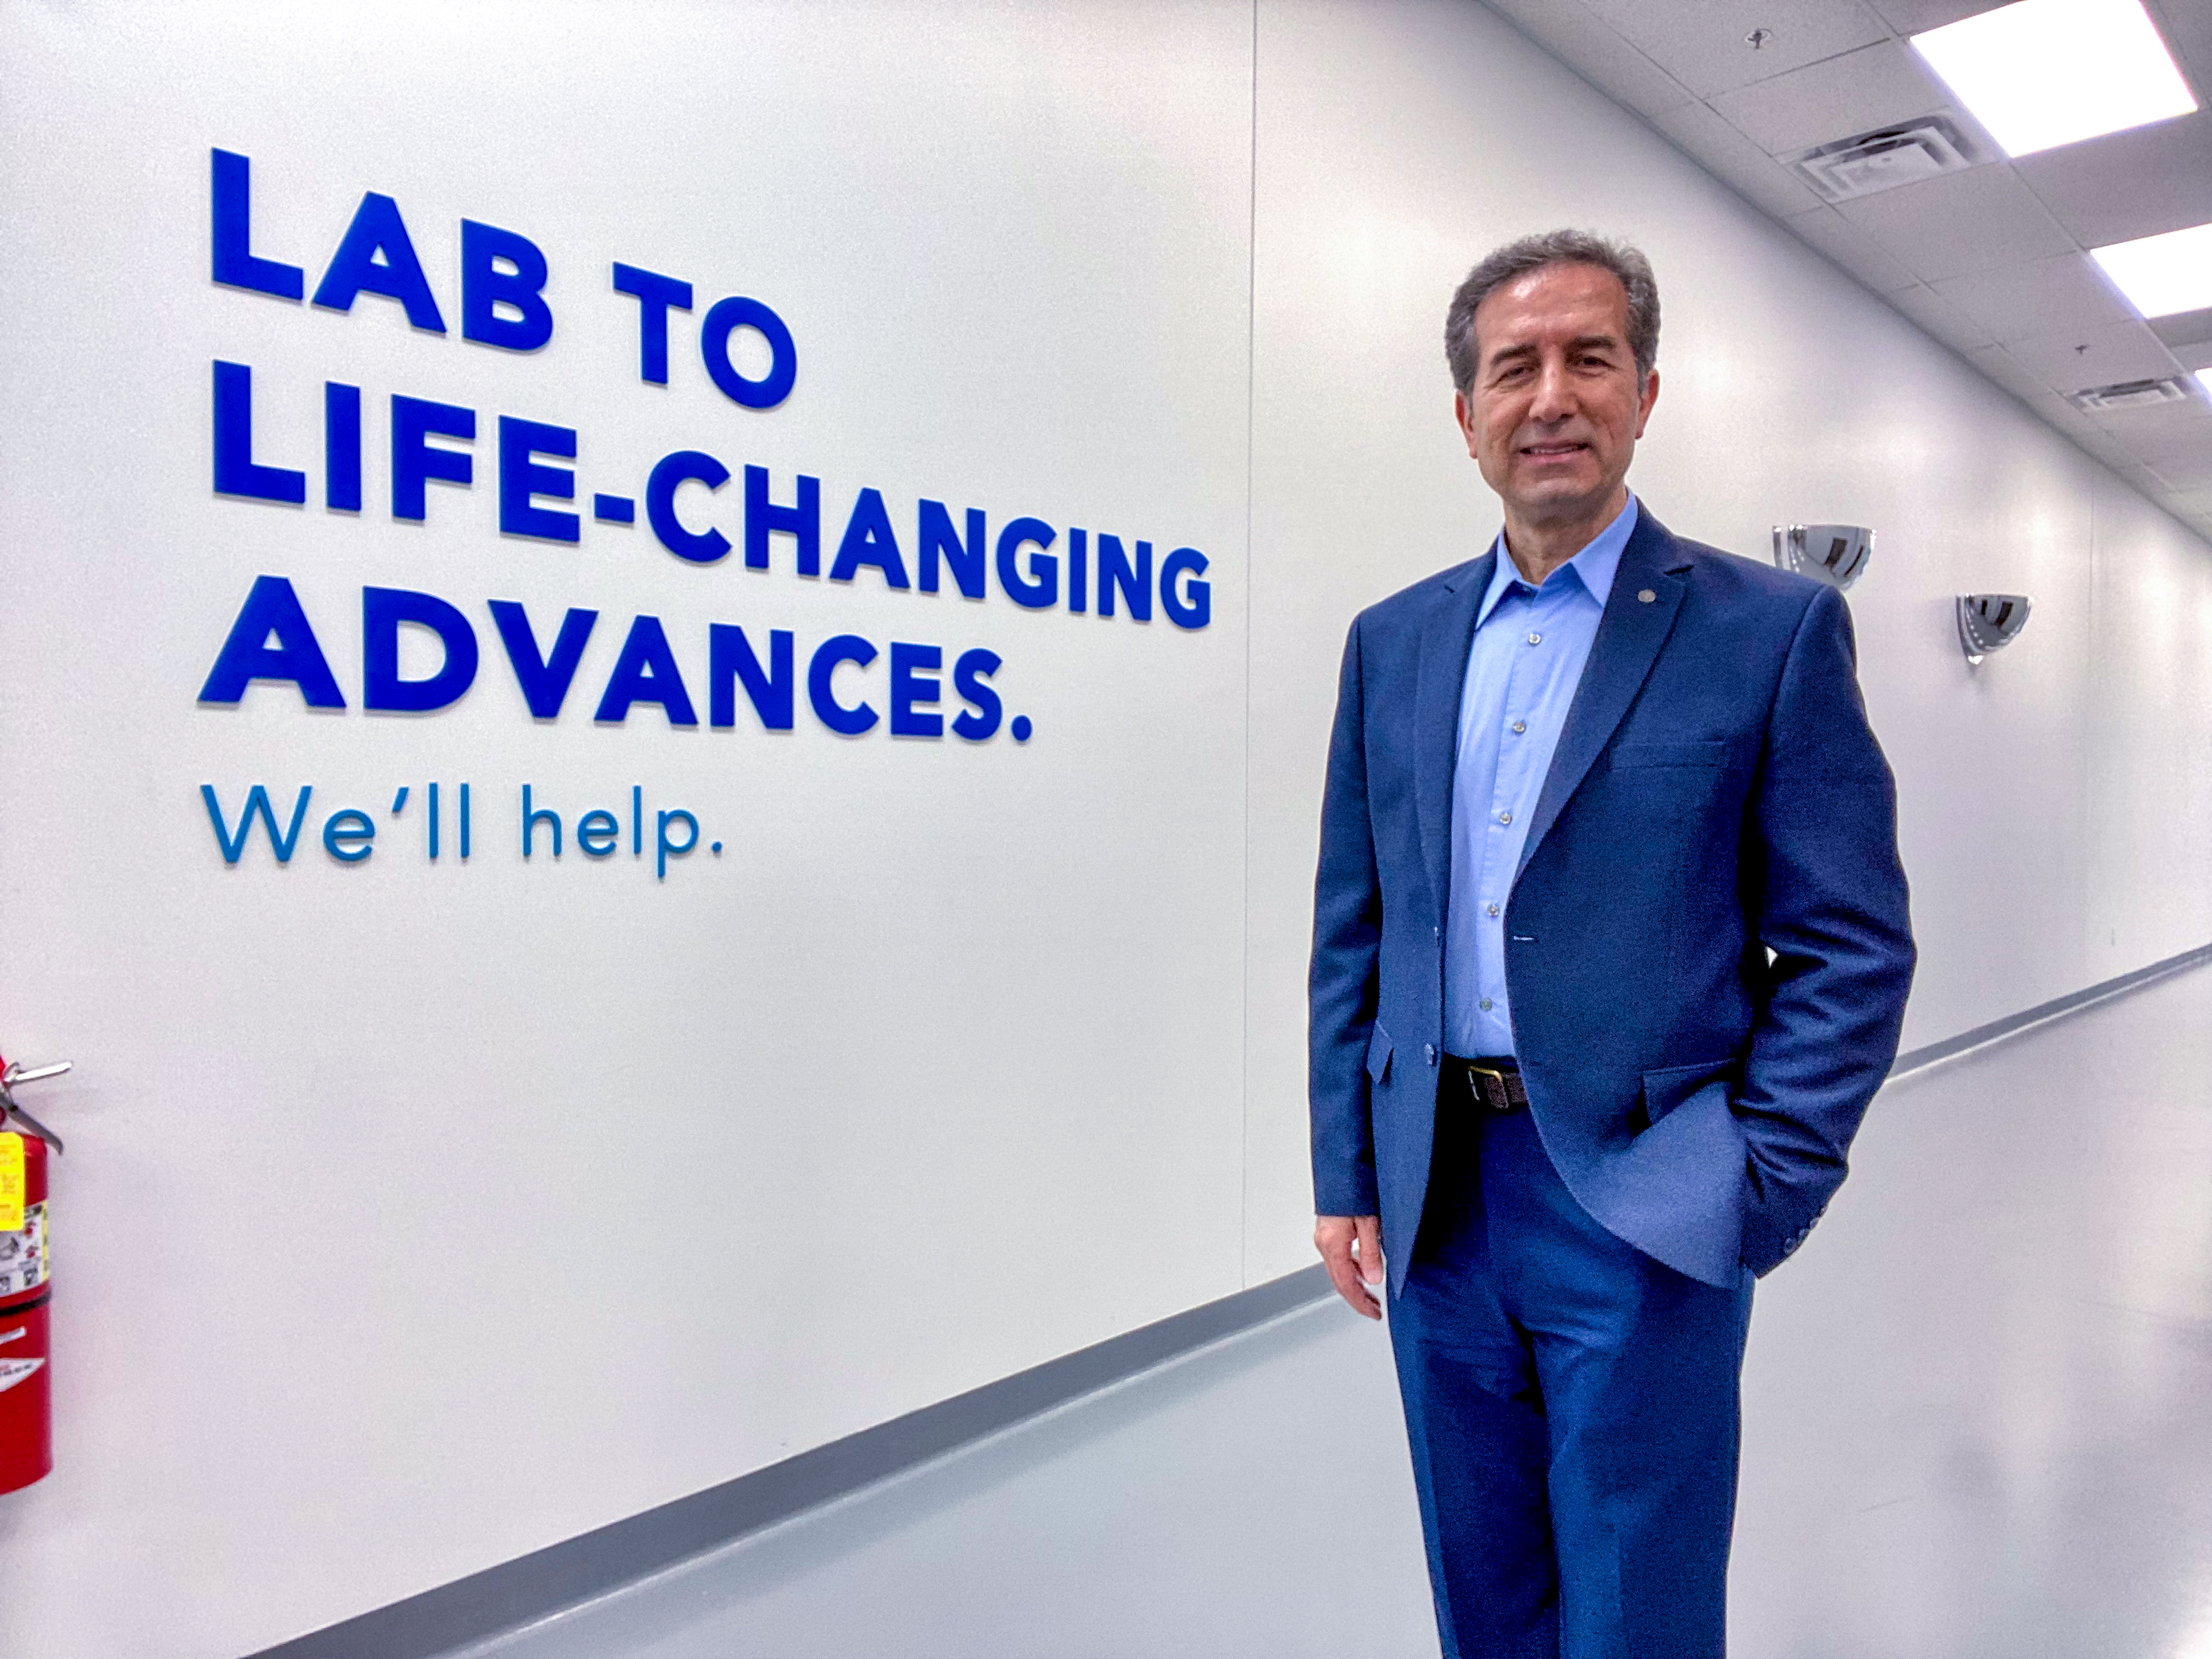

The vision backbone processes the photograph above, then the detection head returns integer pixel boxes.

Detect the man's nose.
[1528,357,1575,422]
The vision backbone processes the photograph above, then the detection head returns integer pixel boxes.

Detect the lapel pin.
[1637,589,1656,603]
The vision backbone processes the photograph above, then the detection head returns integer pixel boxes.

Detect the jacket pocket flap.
[1609,739,1726,770]
[1640,1057,1737,1126]
[1365,1023,1393,1084]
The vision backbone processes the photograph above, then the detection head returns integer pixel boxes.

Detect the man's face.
[1455,262,1658,526]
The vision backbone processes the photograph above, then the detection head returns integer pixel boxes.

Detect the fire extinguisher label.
[0,1357,42,1396]
[0,1133,21,1231]
[0,1203,47,1299]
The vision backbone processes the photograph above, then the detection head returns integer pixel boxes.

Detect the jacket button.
[1424,1044,1437,1066]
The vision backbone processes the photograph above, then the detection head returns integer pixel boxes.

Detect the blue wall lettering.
[1160,547,1211,629]
[709,624,795,730]
[522,784,562,857]
[655,809,698,879]
[210,149,304,300]
[595,614,699,725]
[498,416,579,542]
[202,783,314,864]
[951,648,1002,741]
[212,360,307,504]
[646,450,731,563]
[611,263,693,385]
[577,808,619,857]
[699,295,797,409]
[461,221,554,352]
[808,634,877,735]
[322,808,376,863]
[200,575,346,708]
[745,465,820,575]
[363,586,479,713]
[830,488,910,588]
[917,501,987,600]
[488,600,597,719]
[995,517,1058,609]
[889,642,942,738]
[1097,535,1152,622]
[325,382,363,512]
[391,395,475,520]
[313,191,447,332]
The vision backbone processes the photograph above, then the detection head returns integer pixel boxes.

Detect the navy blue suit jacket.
[1309,509,1915,1291]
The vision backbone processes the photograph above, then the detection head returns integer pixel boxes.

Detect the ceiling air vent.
[2068,376,2194,413]
[1794,117,1977,201]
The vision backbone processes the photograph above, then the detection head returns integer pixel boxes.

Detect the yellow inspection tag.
[0,1135,22,1233]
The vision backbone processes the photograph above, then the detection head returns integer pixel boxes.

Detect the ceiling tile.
[1965,341,2059,403]
[1884,280,1996,347]
[1709,40,1960,155]
[2150,306,2212,349]
[2175,340,2212,371]
[1648,100,1827,217]
[1867,0,1997,30]
[1931,254,2136,342]
[1836,164,2075,281]
[2147,449,2212,489]
[1485,0,1699,120]
[2006,318,2184,390]
[2012,111,2212,247]
[2145,0,2212,102]
[1785,202,1923,290]
[1582,0,1891,99]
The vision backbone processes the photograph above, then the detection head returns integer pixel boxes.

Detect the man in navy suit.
[1308,229,1915,1657]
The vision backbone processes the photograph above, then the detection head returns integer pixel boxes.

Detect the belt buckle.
[1464,1060,1519,1113]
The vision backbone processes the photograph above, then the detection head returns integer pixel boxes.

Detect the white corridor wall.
[0,3,2206,1655]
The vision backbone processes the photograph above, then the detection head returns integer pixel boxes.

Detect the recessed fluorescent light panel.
[1911,0,2198,158]
[2198,367,2212,398]
[2091,222,2212,318]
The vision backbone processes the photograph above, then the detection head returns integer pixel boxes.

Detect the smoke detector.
[1794,117,1979,201]
[2068,376,2196,413]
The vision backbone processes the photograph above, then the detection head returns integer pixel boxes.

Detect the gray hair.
[1444,229,1660,393]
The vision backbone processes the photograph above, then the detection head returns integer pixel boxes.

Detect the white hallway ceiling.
[1479,0,2212,541]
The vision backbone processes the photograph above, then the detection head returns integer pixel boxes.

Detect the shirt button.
[1511,720,1527,734]
[1527,632,1542,645]
[1479,997,1494,1011]
[1497,810,1512,826]
[1424,1044,1437,1065]
[1486,903,1500,916]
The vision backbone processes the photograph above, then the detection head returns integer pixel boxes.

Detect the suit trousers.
[1387,1098,1754,1658]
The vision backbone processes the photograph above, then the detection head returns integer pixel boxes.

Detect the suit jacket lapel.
[1516,513,1690,878]
[1415,551,1493,910]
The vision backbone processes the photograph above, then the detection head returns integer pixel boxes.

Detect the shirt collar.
[1476,492,1639,627]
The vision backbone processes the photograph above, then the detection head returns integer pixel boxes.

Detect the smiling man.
[1308,230,1915,1656]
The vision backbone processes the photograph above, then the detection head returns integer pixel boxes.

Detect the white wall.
[1,2,2208,1655]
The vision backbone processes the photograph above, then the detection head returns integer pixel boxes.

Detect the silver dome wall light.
[1957,594,2031,663]
[1773,524,1874,589]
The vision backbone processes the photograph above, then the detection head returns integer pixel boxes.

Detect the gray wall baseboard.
[245,939,2211,1659]
[1887,941,2212,1080]
[242,1265,1334,1659]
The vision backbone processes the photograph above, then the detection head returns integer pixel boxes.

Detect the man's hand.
[1315,1214,1384,1319]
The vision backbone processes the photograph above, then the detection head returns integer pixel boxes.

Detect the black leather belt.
[1446,1054,1527,1112]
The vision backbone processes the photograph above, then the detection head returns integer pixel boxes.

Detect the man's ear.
[1454,389,1481,460]
[1632,368,1660,439]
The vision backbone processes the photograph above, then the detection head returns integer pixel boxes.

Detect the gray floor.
[472,967,2212,1658]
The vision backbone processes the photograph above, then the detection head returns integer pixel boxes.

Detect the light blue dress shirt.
[1443,493,1638,1058]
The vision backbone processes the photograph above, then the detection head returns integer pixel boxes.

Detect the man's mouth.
[1520,440,1589,459]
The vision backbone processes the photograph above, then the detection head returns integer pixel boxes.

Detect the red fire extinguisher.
[1,1055,69,1496]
